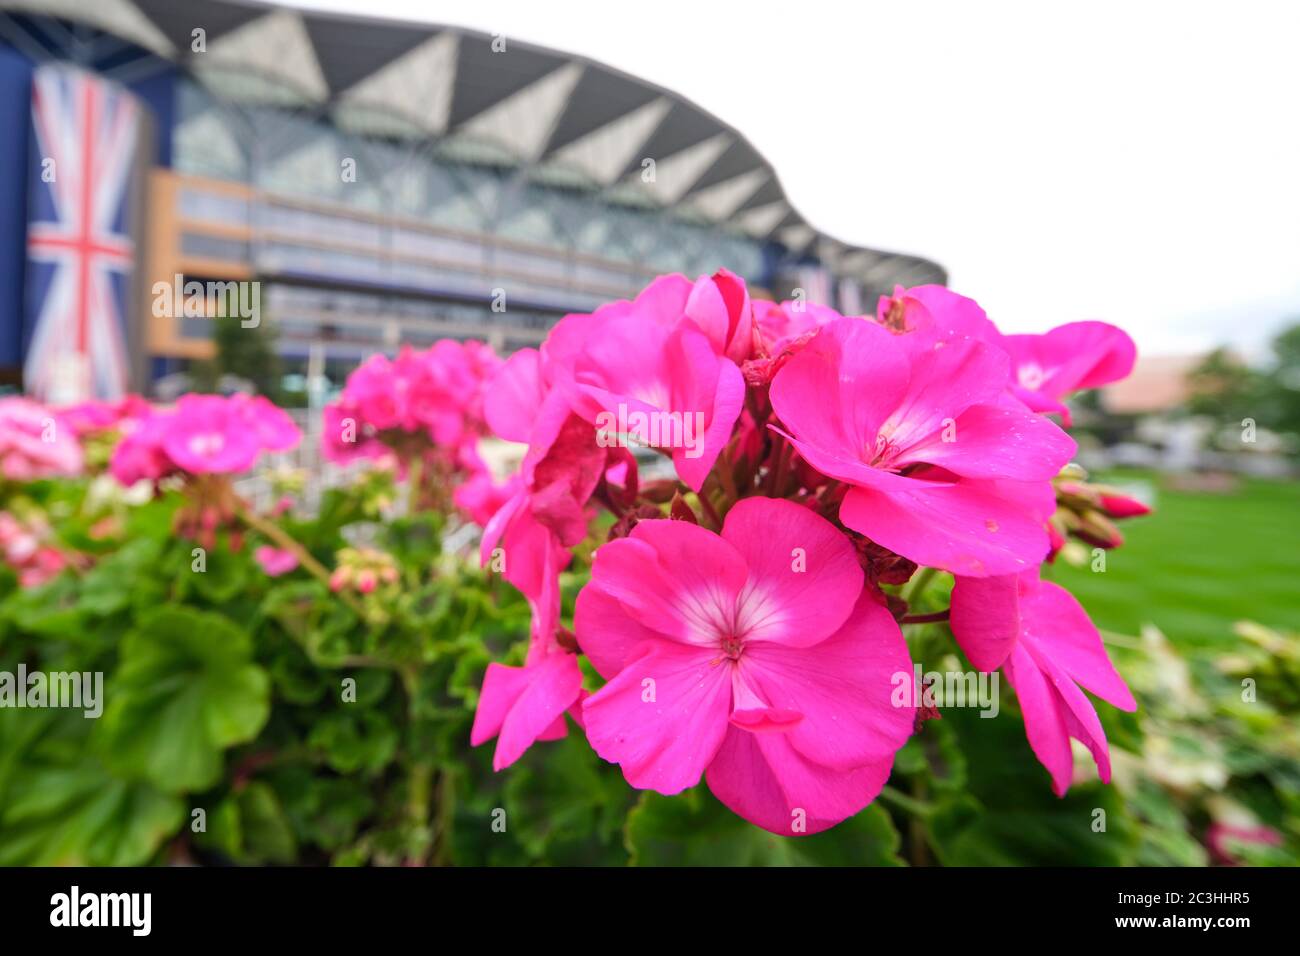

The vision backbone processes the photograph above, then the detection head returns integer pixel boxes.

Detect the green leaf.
[625,787,905,866]
[492,731,631,865]
[384,513,444,569]
[0,710,183,866]
[307,709,398,775]
[182,539,251,605]
[787,804,904,865]
[78,538,165,618]
[261,581,359,667]
[98,607,270,792]
[924,704,1140,866]
[266,766,374,853]
[197,781,297,864]
[2,573,86,637]
[0,765,184,866]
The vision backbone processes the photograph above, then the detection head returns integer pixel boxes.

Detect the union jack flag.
[24,64,140,403]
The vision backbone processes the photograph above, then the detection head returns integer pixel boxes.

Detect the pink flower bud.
[1098,493,1151,519]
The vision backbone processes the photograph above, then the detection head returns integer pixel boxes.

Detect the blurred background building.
[0,0,945,403]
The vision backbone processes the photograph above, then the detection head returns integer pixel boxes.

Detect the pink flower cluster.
[0,510,68,587]
[109,393,300,485]
[472,270,1143,835]
[0,397,83,481]
[58,395,153,438]
[322,341,497,462]
[320,341,509,522]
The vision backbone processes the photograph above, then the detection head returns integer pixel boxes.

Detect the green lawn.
[1047,471,1300,651]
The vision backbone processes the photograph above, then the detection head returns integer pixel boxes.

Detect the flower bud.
[1097,493,1151,519]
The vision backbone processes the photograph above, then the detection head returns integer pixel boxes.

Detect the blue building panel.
[0,44,32,369]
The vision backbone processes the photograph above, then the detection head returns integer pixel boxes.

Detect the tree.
[1187,321,1300,440]
[1186,347,1257,420]
[191,311,282,403]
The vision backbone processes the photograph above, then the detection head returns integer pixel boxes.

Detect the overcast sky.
[286,0,1300,358]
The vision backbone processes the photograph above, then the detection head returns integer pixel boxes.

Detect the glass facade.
[173,77,768,288]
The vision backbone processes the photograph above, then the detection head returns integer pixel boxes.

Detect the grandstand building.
[0,0,945,401]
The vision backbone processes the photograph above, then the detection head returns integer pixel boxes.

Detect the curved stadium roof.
[0,0,945,289]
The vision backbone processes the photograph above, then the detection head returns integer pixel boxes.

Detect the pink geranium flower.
[470,411,611,772]
[230,393,300,453]
[752,299,845,355]
[108,393,301,484]
[471,485,586,769]
[573,270,755,363]
[162,394,274,475]
[876,287,1136,426]
[254,546,299,577]
[0,397,83,480]
[107,410,173,485]
[875,284,1002,351]
[320,341,500,464]
[1001,322,1136,425]
[492,273,747,493]
[575,497,914,835]
[58,395,152,437]
[682,268,755,363]
[950,569,1137,794]
[453,472,521,528]
[567,313,744,492]
[0,510,69,587]
[770,317,1075,575]
[471,356,612,770]
[470,634,585,772]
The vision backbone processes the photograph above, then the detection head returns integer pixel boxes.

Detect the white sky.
[285,0,1300,358]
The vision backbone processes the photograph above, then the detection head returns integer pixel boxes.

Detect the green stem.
[902,609,950,625]
[879,784,933,818]
[903,566,938,606]
[237,504,366,617]
[697,485,724,530]
[400,665,434,866]
[432,768,456,866]
[407,456,424,515]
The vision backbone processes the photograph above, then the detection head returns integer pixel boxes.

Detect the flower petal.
[879,338,1009,451]
[472,653,583,771]
[574,574,668,679]
[721,497,863,647]
[1023,580,1136,711]
[739,590,914,769]
[899,400,1076,481]
[1002,642,1076,795]
[582,641,732,794]
[706,726,894,836]
[769,318,909,465]
[839,474,1051,576]
[949,573,1022,672]
[590,520,748,647]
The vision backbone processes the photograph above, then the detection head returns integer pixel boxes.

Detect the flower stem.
[878,785,932,818]
[698,480,725,530]
[901,609,951,625]
[903,565,938,605]
[236,503,365,617]
[407,455,423,515]
[400,664,434,866]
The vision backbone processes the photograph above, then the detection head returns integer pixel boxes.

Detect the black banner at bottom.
[0,865,1284,941]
